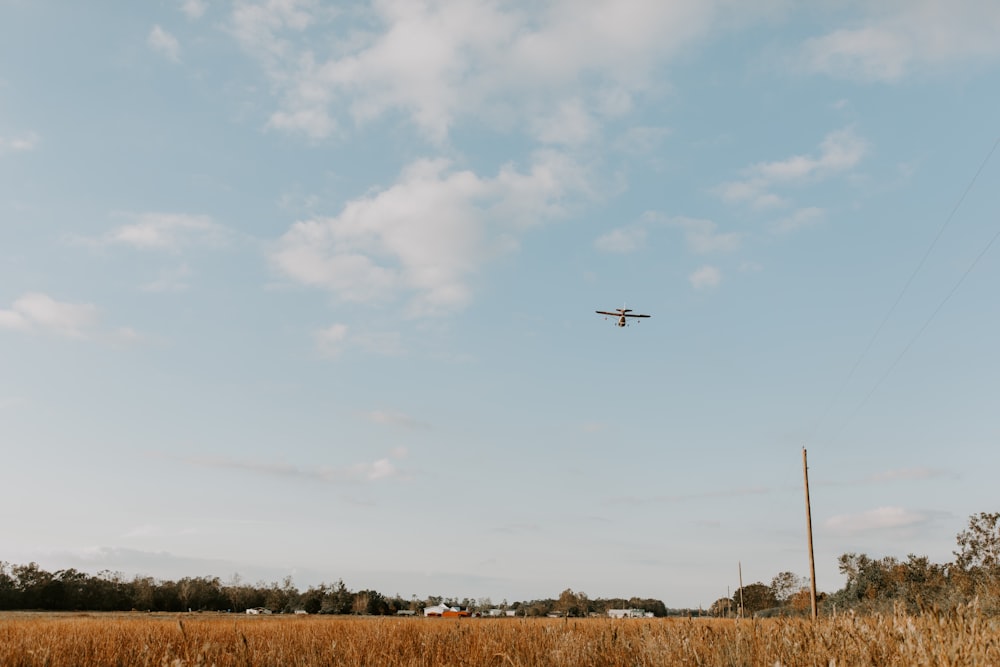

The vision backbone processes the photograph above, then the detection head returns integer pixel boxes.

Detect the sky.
[1,0,999,609]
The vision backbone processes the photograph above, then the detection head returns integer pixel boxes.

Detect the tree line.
[0,563,669,616]
[709,512,1000,617]
[3,512,997,616]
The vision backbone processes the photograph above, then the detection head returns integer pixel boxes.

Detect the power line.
[832,213,1000,442]
[811,136,1000,444]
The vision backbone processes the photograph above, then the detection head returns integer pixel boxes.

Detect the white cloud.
[359,457,397,481]
[530,98,600,146]
[230,0,772,143]
[596,214,739,255]
[689,265,722,290]
[187,448,408,484]
[111,327,145,345]
[95,213,229,250]
[866,467,950,482]
[826,506,927,534]
[749,128,867,183]
[230,0,319,63]
[148,25,181,62]
[315,324,404,359]
[354,331,404,356]
[315,323,349,358]
[273,152,589,316]
[716,128,867,210]
[594,224,647,253]
[364,410,431,430]
[267,107,337,140]
[715,180,788,210]
[180,0,207,20]
[123,524,198,539]
[140,264,195,293]
[801,2,1000,82]
[616,125,671,155]
[0,293,100,338]
[769,206,825,234]
[0,132,39,153]
[609,485,769,506]
[669,217,741,254]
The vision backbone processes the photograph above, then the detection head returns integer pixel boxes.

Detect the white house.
[424,603,466,617]
[607,608,651,618]
[245,607,272,615]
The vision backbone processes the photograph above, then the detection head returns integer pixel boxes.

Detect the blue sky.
[2,0,999,608]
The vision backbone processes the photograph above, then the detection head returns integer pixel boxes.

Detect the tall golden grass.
[2,607,998,666]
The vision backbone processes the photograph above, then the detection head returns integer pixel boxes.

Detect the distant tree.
[788,589,813,613]
[0,562,17,609]
[834,553,887,604]
[556,589,586,617]
[358,590,388,615]
[224,574,262,612]
[577,592,592,616]
[264,576,299,612]
[12,562,52,609]
[176,576,225,611]
[733,583,777,615]
[709,597,734,617]
[826,552,950,613]
[770,572,804,605]
[131,576,158,611]
[627,597,666,617]
[955,512,1000,571]
[154,579,183,612]
[383,595,407,614]
[54,568,93,611]
[954,512,1000,610]
[521,599,555,617]
[92,570,131,611]
[299,585,326,614]
[321,580,353,614]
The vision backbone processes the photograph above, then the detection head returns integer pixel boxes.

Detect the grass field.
[2,609,998,666]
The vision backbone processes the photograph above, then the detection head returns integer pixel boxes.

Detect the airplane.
[596,306,650,327]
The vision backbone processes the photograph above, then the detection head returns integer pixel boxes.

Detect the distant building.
[245,607,272,615]
[423,604,471,617]
[485,609,517,617]
[607,608,651,618]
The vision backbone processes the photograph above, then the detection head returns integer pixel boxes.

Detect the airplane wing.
[623,313,650,318]
[595,311,619,316]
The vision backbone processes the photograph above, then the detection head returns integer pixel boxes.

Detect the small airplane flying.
[596,306,650,327]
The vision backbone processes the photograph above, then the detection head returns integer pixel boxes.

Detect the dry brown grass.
[2,608,999,666]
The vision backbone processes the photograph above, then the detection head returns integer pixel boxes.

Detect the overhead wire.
[809,135,1000,445]
[831,214,1000,441]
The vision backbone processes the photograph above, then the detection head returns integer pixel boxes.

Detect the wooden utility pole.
[803,447,818,619]
[738,561,745,619]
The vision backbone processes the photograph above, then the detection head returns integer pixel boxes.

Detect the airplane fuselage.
[595,306,650,328]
